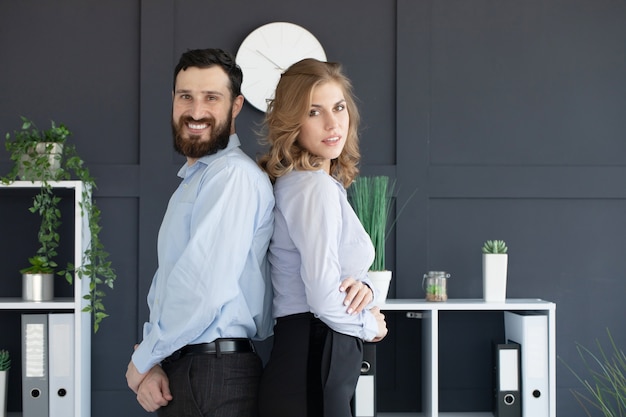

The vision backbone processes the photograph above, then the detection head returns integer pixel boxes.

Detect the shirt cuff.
[361,310,380,342]
[361,277,379,308]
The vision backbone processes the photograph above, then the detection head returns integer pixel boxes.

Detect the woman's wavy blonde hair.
[258,58,361,188]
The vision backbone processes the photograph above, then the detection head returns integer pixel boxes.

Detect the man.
[126,48,275,416]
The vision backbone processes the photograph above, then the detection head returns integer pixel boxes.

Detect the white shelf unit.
[377,413,493,417]
[381,298,556,417]
[0,180,91,417]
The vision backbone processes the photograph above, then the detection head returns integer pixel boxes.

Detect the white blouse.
[269,169,379,341]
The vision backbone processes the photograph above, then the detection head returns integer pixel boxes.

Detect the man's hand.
[339,277,374,315]
[135,365,173,412]
[126,358,147,394]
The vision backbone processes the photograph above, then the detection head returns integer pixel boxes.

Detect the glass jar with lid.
[422,271,450,302]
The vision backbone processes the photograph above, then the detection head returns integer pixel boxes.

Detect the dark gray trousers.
[158,351,263,417]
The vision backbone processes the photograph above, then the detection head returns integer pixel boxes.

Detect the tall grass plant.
[349,176,394,271]
[561,329,626,417]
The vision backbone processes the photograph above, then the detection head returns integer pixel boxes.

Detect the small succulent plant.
[0,349,10,371]
[482,240,508,254]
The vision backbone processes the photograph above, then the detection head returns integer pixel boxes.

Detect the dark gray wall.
[1,0,625,415]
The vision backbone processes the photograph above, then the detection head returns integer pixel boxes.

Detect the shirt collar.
[177,133,241,179]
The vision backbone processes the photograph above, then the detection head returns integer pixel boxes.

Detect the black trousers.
[158,351,263,417]
[258,313,363,417]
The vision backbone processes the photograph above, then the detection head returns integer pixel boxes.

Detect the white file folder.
[504,311,549,417]
[22,314,49,417]
[49,313,75,417]
[354,375,375,416]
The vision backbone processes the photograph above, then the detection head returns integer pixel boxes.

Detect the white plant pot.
[18,142,64,180]
[0,370,7,417]
[22,273,55,301]
[482,253,508,302]
[368,270,392,304]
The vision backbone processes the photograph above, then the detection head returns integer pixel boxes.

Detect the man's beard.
[172,112,232,158]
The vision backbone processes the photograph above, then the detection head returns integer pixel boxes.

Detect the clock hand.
[255,50,284,71]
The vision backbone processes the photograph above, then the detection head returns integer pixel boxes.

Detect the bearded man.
[125,48,275,417]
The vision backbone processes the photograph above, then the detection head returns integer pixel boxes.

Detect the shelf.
[381,298,555,311]
[1,181,91,417]
[0,297,76,310]
[378,413,494,417]
[0,180,84,189]
[376,298,556,417]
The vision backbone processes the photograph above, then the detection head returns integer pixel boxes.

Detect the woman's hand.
[339,277,374,315]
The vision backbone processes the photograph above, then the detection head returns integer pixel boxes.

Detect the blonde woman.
[258,58,388,417]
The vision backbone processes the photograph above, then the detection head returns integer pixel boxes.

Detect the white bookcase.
[0,181,91,417]
[379,298,556,417]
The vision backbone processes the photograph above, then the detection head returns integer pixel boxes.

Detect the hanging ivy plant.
[2,116,116,332]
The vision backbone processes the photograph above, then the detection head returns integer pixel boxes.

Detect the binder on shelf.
[504,311,549,417]
[493,343,521,417]
[22,314,49,417]
[49,313,75,417]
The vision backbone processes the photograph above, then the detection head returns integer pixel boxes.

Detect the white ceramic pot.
[18,142,64,180]
[22,273,55,301]
[482,253,508,302]
[368,270,392,304]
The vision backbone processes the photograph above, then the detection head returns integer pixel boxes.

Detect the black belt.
[165,338,255,362]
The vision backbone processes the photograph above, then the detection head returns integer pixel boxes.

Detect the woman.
[258,58,388,417]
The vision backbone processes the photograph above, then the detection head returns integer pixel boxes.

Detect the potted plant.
[0,349,9,417]
[349,176,396,303]
[4,116,69,181]
[2,116,116,331]
[482,239,508,302]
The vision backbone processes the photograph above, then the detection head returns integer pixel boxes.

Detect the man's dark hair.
[173,48,243,99]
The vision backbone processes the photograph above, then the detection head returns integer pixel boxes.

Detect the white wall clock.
[236,22,327,112]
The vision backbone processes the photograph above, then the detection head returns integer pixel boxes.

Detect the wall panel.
[1,0,625,415]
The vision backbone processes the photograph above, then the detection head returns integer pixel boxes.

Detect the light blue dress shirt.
[132,134,275,374]
[269,170,379,342]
